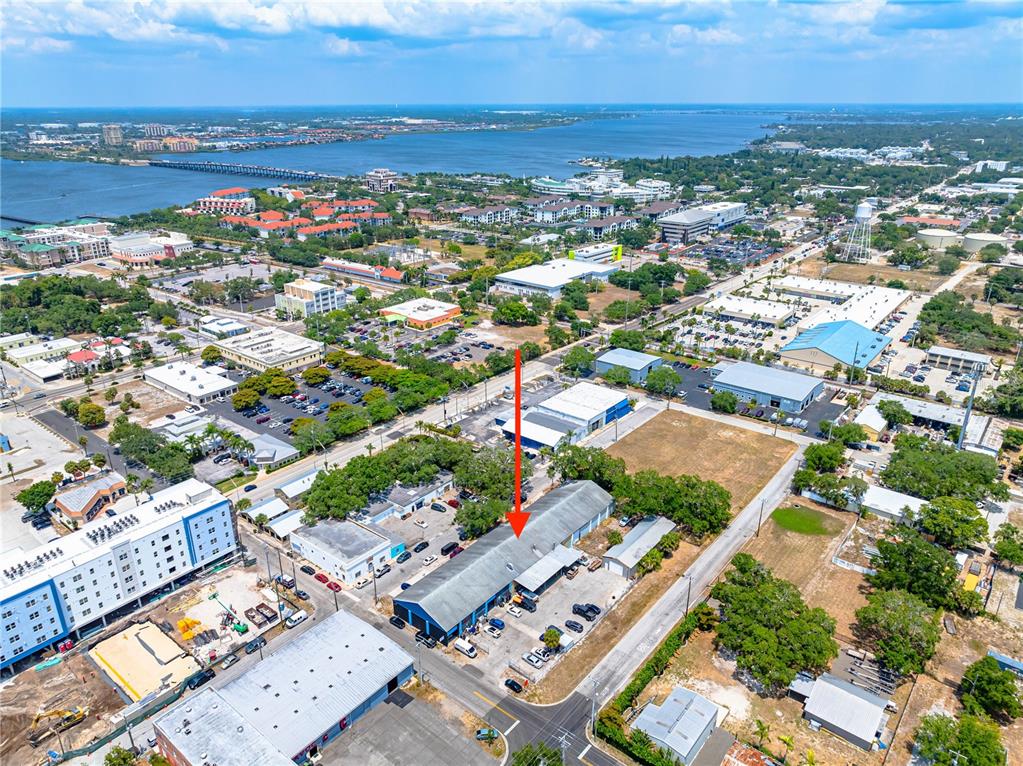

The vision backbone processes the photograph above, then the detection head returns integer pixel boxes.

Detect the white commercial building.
[274,278,349,318]
[1,479,236,672]
[704,295,795,327]
[658,202,746,244]
[379,297,461,330]
[144,361,238,404]
[604,516,676,578]
[494,258,619,298]
[772,276,861,303]
[197,315,249,339]
[291,521,403,585]
[569,242,622,262]
[924,345,992,373]
[214,327,324,373]
[6,337,79,365]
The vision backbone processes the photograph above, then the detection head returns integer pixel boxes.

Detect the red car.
[314,572,329,584]
[446,498,461,509]
[326,581,342,592]
[449,545,464,558]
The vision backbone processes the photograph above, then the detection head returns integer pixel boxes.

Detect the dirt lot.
[793,256,950,292]
[954,268,1023,326]
[0,651,125,764]
[414,237,491,263]
[93,381,186,439]
[739,500,866,637]
[607,411,796,513]
[473,316,549,349]
[584,284,636,320]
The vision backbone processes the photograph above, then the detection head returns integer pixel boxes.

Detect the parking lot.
[437,560,629,693]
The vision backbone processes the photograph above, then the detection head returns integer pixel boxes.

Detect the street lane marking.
[504,720,519,736]
[579,744,591,760]
[472,690,516,721]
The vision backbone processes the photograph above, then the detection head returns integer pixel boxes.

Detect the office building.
[379,298,462,330]
[393,481,613,642]
[658,202,746,244]
[0,332,38,352]
[197,315,249,339]
[498,382,632,449]
[153,611,414,766]
[710,361,825,414]
[365,168,399,193]
[51,472,127,529]
[144,361,238,405]
[214,327,324,373]
[495,258,619,299]
[704,295,796,327]
[274,278,349,318]
[780,320,891,374]
[291,521,404,585]
[632,686,718,765]
[1,479,236,671]
[568,242,623,262]
[6,337,79,366]
[102,124,123,146]
[595,348,663,383]
[924,345,991,373]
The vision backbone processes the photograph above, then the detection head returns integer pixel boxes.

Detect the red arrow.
[507,348,530,538]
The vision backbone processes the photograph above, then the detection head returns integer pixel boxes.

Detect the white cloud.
[3,34,72,52]
[667,23,742,46]
[322,34,364,57]
[554,18,604,50]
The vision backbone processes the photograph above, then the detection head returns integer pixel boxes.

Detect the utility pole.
[684,575,692,616]
[756,498,766,536]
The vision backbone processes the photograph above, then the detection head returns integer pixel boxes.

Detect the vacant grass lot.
[607,411,796,513]
[771,505,840,535]
[793,256,950,292]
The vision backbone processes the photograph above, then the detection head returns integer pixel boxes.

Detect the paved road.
[34,408,159,484]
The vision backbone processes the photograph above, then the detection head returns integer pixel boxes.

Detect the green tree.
[601,365,633,386]
[869,529,958,609]
[542,628,562,653]
[854,590,940,674]
[754,719,771,750]
[562,346,595,376]
[609,329,646,351]
[960,655,1023,721]
[876,399,913,428]
[549,444,627,492]
[301,366,331,386]
[492,300,540,326]
[803,441,846,473]
[252,511,269,529]
[265,375,297,398]
[645,366,681,399]
[16,480,56,512]
[104,386,118,404]
[92,453,107,468]
[829,423,867,446]
[881,435,1006,502]
[710,390,738,414]
[992,523,1023,566]
[232,388,261,411]
[103,746,137,766]
[607,529,623,546]
[936,255,960,275]
[58,398,80,418]
[920,496,989,549]
[454,498,508,539]
[915,714,1005,766]
[200,345,223,364]
[77,402,106,428]
[293,419,335,455]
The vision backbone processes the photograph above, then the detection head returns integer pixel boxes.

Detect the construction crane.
[26,706,89,747]
[208,591,249,634]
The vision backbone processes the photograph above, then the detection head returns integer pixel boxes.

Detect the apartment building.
[365,168,399,193]
[194,188,256,215]
[460,205,518,226]
[102,124,123,146]
[274,278,349,318]
[1,479,236,671]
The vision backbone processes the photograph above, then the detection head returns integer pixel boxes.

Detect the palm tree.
[753,719,771,750]
[184,434,203,460]
[6,462,14,481]
[138,478,155,500]
[126,473,140,501]
[778,735,795,764]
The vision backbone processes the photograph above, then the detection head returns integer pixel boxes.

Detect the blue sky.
[2,0,1021,106]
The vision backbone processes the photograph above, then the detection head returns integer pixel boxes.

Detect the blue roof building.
[595,347,663,383]
[780,320,891,373]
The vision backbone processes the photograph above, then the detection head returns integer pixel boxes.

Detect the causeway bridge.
[148,159,337,182]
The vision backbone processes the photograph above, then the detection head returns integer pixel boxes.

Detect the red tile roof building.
[295,222,358,241]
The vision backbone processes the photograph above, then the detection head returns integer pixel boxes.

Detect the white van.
[454,637,477,659]
[285,609,308,628]
[354,576,372,589]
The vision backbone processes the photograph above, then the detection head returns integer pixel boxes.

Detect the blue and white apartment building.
[1,479,237,674]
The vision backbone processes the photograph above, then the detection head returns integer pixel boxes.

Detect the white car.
[483,624,502,639]
[423,555,438,566]
[507,606,523,618]
[414,519,428,529]
[220,653,239,670]
[522,652,543,669]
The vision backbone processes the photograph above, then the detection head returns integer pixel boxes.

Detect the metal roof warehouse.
[393,481,613,641]
[153,610,414,765]
[711,361,825,414]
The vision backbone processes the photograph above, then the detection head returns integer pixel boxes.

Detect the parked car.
[573,604,596,622]
[243,484,257,492]
[484,624,502,639]
[220,653,239,670]
[565,620,584,634]
[294,589,310,601]
[440,541,459,557]
[400,582,411,590]
[187,668,215,690]
[244,636,266,654]
[314,572,329,583]
[449,546,464,558]
[422,555,438,566]
[300,565,316,576]
[522,652,543,669]
[504,678,524,694]
[415,630,437,649]
[389,615,407,630]
[446,498,461,509]
[518,598,537,613]
[430,502,447,512]
[584,603,602,615]
[507,605,523,618]
[414,519,428,529]
[476,728,499,742]
[396,551,412,564]
[489,618,506,631]
[326,581,341,592]
[375,563,392,576]
[413,541,429,553]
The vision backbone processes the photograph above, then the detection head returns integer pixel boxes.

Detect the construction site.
[0,562,300,764]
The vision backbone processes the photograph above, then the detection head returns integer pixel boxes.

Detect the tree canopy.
[960,655,1023,722]
[914,714,1005,766]
[881,434,1007,502]
[919,496,989,549]
[854,589,940,675]
[869,529,958,609]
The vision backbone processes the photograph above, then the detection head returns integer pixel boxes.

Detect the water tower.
[841,201,873,263]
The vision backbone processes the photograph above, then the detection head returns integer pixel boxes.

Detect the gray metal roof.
[395,481,613,632]
[366,472,452,517]
[633,685,717,761]
[217,610,413,759]
[659,208,715,226]
[713,361,822,402]
[292,520,390,562]
[926,345,991,366]
[605,516,676,570]
[804,673,888,744]
[53,472,124,516]
[597,347,662,371]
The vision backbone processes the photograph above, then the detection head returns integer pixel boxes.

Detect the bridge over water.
[148,159,337,182]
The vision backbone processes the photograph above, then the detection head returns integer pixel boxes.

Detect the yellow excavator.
[26,706,89,747]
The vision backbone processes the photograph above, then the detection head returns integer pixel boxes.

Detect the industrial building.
[380,297,462,330]
[291,520,404,584]
[274,278,349,318]
[853,485,926,524]
[924,345,991,373]
[632,686,718,765]
[497,381,632,449]
[710,362,825,414]
[494,258,619,298]
[603,516,676,578]
[153,610,414,766]
[393,481,613,642]
[800,674,890,751]
[1,479,236,671]
[657,202,746,244]
[143,361,238,404]
[772,276,860,303]
[872,393,1006,457]
[780,320,891,374]
[6,337,79,366]
[595,348,663,383]
[704,295,796,327]
[214,327,324,373]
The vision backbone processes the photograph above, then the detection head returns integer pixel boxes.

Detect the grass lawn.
[771,505,838,535]
[216,472,256,493]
